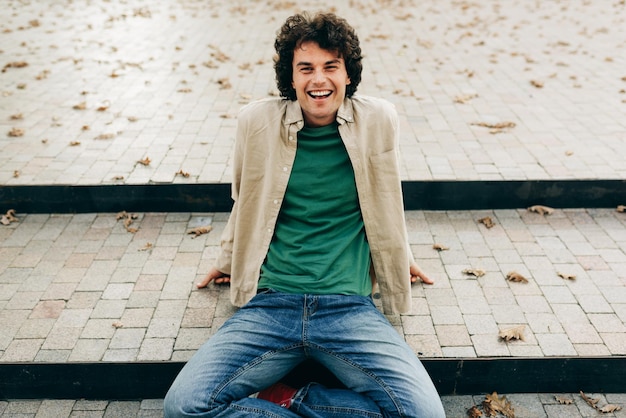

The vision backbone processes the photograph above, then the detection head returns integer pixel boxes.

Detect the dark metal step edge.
[1,179,624,213]
[1,357,625,400]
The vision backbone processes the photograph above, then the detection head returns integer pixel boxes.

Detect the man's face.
[292,41,351,127]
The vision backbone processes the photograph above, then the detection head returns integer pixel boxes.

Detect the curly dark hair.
[274,12,363,100]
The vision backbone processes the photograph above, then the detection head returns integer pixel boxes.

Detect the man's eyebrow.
[295,59,342,67]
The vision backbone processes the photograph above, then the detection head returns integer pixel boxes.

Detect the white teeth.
[309,90,331,97]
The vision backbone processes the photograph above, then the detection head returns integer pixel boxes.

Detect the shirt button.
[267,228,272,233]
[288,136,294,141]
[273,199,279,204]
[282,167,288,172]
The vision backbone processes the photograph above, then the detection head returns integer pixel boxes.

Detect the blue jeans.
[164,291,444,417]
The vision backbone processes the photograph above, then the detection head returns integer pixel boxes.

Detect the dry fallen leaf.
[1,209,19,226]
[8,127,24,137]
[478,216,495,228]
[483,392,515,418]
[433,243,449,251]
[506,271,529,283]
[598,404,622,413]
[217,78,232,89]
[139,242,153,251]
[463,268,485,277]
[472,121,516,130]
[528,205,554,215]
[69,141,81,146]
[2,61,28,72]
[137,157,151,166]
[467,405,483,417]
[555,396,573,405]
[10,113,23,120]
[95,133,115,140]
[580,391,600,409]
[73,102,87,110]
[117,211,139,233]
[112,175,125,181]
[499,325,525,342]
[454,93,478,104]
[112,321,124,328]
[530,80,544,88]
[557,272,576,281]
[176,169,190,178]
[617,205,626,213]
[188,226,212,238]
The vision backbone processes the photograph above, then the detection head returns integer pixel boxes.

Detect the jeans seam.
[208,344,303,408]
[309,344,406,415]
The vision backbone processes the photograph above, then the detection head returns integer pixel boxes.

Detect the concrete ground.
[1,0,626,416]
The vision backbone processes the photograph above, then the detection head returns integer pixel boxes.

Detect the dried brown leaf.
[95,133,115,140]
[580,391,600,408]
[528,205,554,215]
[499,325,525,341]
[467,405,483,417]
[463,268,485,277]
[137,157,151,166]
[555,396,573,405]
[69,141,81,146]
[530,80,544,88]
[188,226,212,238]
[454,93,478,104]
[598,404,622,413]
[8,127,24,137]
[1,209,19,226]
[176,169,190,178]
[217,78,232,89]
[433,243,449,251]
[506,271,529,283]
[10,113,23,120]
[73,102,87,110]
[483,392,515,418]
[2,61,28,72]
[478,216,495,228]
[617,205,626,213]
[557,272,576,281]
[472,121,516,130]
[139,242,153,252]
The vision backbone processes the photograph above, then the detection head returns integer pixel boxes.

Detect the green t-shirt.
[258,123,372,296]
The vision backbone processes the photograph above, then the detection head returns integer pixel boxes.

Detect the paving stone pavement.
[2,0,626,417]
[1,0,625,185]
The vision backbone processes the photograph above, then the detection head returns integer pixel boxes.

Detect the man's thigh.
[165,294,305,413]
[307,295,444,417]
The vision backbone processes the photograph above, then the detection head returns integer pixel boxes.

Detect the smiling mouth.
[308,90,332,99]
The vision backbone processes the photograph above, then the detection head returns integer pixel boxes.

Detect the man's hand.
[410,262,434,285]
[197,267,230,288]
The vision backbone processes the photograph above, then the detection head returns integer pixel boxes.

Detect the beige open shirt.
[214,95,417,314]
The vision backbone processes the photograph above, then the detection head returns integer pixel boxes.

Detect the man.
[164,12,445,417]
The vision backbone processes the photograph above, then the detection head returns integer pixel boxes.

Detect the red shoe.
[257,382,298,408]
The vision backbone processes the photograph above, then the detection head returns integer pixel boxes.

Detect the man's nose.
[311,69,325,83]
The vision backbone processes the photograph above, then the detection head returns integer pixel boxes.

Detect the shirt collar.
[283,97,355,127]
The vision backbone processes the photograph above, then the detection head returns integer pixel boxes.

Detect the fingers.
[410,263,435,285]
[197,268,230,288]
[214,276,231,285]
